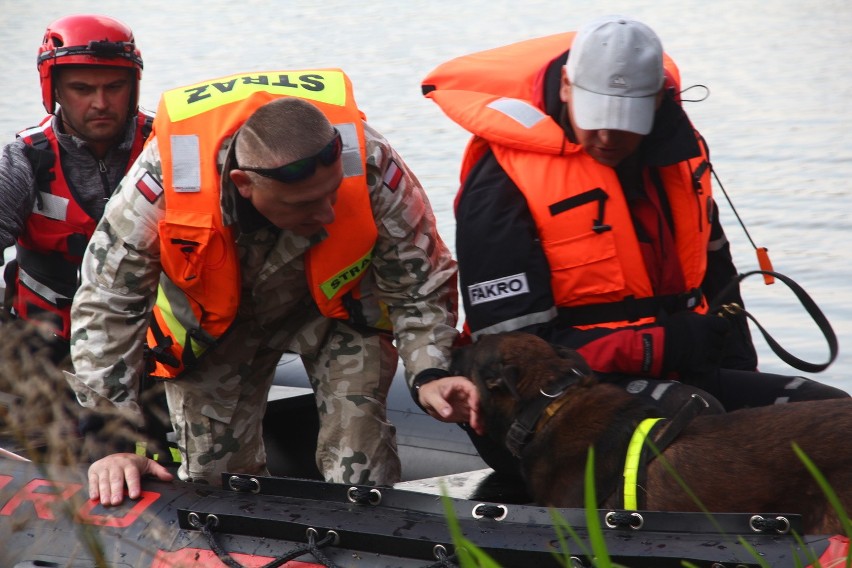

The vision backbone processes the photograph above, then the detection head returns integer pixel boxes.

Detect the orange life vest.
[13,112,152,340]
[423,34,711,328]
[148,69,376,379]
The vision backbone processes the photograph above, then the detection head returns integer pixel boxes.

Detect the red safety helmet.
[37,14,143,114]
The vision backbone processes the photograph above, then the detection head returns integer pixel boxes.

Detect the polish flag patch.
[382,159,403,192]
[136,171,164,203]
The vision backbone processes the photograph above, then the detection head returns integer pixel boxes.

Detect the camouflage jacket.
[67,122,459,424]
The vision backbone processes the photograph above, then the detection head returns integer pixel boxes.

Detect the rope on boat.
[423,544,459,568]
[347,485,383,505]
[190,513,243,568]
[749,514,791,534]
[604,511,644,530]
[264,528,341,568]
[228,475,261,493]
[189,513,342,568]
[188,509,464,568]
[472,503,508,520]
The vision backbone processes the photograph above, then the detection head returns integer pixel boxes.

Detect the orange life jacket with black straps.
[423,33,711,329]
[13,112,152,340]
[147,69,377,379]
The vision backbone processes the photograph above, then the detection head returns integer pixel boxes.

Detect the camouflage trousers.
[302,322,401,486]
[164,320,401,487]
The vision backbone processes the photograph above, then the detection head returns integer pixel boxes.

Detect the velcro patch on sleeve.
[136,171,164,203]
[382,159,403,192]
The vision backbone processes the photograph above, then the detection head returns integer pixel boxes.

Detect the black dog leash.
[710,163,837,373]
[709,269,838,373]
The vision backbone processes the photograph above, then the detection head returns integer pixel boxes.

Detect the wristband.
[410,368,450,410]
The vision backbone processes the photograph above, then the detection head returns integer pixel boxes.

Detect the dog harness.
[619,393,710,510]
[622,417,665,510]
[504,372,708,510]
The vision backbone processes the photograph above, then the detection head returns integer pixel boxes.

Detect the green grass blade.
[584,446,618,567]
[792,442,852,539]
[792,442,852,568]
[440,484,503,568]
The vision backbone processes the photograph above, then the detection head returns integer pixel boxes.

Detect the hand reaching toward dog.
[417,376,484,435]
[88,452,174,506]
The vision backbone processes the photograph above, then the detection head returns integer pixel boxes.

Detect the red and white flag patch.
[382,159,403,192]
[136,171,164,203]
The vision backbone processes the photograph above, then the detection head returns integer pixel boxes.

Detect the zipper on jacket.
[98,159,111,200]
[691,159,710,233]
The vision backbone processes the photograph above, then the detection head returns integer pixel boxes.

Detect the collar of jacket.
[233,188,275,233]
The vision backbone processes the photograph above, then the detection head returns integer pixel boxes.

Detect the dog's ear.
[481,364,524,404]
[449,344,474,377]
[481,363,509,389]
[480,362,520,392]
[501,365,523,398]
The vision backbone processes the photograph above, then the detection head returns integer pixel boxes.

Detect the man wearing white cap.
[562,16,666,164]
[417,15,848,474]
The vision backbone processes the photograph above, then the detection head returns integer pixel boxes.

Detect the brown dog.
[453,331,852,535]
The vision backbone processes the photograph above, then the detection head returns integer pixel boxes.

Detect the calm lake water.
[2,0,851,391]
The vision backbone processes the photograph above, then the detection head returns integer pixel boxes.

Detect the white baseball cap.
[566,15,665,135]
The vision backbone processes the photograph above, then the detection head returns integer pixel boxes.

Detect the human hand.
[417,376,484,435]
[663,311,731,381]
[88,452,174,506]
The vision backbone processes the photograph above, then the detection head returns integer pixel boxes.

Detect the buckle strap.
[556,288,703,327]
[147,317,180,368]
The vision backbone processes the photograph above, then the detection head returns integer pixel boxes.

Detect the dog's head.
[451,332,594,431]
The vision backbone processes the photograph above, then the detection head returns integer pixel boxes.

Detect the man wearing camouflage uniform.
[67,70,460,503]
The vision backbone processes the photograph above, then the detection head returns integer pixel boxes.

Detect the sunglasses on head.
[235,128,343,183]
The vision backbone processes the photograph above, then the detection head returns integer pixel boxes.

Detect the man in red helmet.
[0,15,167,463]
[0,14,152,362]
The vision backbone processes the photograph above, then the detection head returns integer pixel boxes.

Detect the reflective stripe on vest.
[18,267,70,306]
